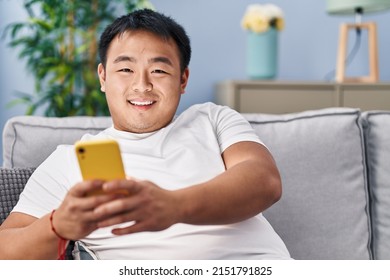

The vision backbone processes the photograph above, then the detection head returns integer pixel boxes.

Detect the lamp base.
[336,22,379,83]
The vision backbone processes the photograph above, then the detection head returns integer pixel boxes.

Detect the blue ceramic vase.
[246,29,278,79]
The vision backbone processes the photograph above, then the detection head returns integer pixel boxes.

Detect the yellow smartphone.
[75,139,127,196]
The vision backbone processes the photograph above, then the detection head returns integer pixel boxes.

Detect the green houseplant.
[4,0,154,116]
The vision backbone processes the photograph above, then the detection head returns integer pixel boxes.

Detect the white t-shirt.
[13,102,291,259]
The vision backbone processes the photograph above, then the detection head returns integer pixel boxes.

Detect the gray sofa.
[1,107,390,260]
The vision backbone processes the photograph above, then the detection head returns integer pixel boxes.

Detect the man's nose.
[132,72,152,92]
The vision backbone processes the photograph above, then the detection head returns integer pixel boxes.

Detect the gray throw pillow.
[361,111,390,260]
[243,108,371,260]
[2,116,112,168]
[0,168,35,224]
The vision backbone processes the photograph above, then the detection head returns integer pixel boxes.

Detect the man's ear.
[180,68,190,94]
[97,63,106,92]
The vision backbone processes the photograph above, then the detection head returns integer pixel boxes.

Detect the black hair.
[98,9,191,73]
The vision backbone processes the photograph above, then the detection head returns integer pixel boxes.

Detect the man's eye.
[152,69,167,74]
[119,68,132,73]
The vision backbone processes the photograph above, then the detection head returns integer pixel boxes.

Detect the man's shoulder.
[183,102,237,117]
[175,102,246,131]
[186,102,222,111]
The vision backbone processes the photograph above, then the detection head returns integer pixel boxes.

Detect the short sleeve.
[208,103,265,152]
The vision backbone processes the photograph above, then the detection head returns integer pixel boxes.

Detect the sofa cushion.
[361,111,390,260]
[2,116,112,168]
[243,108,371,260]
[0,167,35,224]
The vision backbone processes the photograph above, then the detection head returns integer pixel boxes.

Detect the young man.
[0,9,290,259]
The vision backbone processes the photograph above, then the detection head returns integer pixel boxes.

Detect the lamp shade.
[327,0,390,15]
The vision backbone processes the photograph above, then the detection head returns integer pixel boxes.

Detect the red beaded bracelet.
[50,209,68,260]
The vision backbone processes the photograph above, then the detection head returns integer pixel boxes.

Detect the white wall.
[1,0,390,165]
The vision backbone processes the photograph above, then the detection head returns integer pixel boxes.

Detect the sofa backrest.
[2,116,112,168]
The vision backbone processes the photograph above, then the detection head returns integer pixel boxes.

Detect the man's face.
[98,30,189,133]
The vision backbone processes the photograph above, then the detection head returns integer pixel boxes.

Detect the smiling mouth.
[128,100,156,106]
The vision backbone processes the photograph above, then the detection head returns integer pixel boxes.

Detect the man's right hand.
[52,179,126,240]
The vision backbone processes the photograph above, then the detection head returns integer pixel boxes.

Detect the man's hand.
[92,179,181,235]
[53,179,126,240]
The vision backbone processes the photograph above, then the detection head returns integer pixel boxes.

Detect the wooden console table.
[215,80,390,113]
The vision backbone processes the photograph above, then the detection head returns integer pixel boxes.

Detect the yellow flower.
[275,18,285,31]
[241,13,269,33]
[241,3,284,33]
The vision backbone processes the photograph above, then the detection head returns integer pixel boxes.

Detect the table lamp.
[326,0,390,83]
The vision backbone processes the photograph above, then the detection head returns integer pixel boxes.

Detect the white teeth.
[129,100,154,106]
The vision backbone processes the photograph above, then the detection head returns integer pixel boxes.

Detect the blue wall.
[1,0,390,165]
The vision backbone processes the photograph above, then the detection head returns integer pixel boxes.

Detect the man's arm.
[0,180,120,259]
[179,141,282,225]
[0,212,64,259]
[95,141,282,234]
